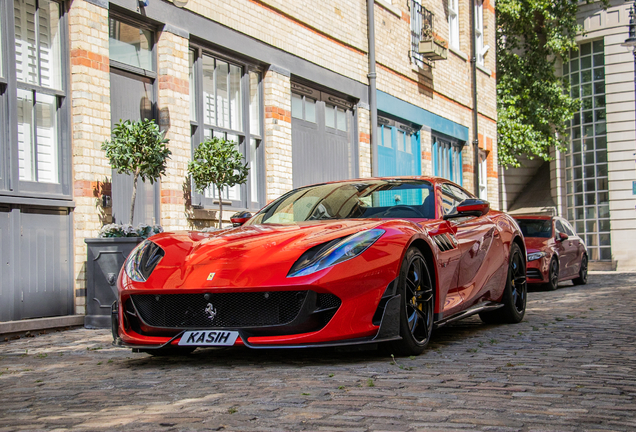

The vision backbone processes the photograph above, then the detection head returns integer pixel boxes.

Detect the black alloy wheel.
[387,247,435,356]
[480,242,527,324]
[545,258,559,291]
[573,254,588,285]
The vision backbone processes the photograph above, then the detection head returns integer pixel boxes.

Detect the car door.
[441,183,498,308]
[561,218,585,275]
[554,219,576,277]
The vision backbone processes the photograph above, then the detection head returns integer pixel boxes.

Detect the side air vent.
[433,233,458,252]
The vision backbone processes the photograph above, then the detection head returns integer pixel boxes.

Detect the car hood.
[139,220,386,289]
[524,236,551,253]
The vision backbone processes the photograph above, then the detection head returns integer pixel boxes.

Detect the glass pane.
[596,163,607,177]
[576,221,584,233]
[597,177,608,191]
[377,126,383,146]
[585,179,595,192]
[594,95,605,108]
[109,18,153,70]
[567,195,573,207]
[573,153,582,166]
[574,167,582,180]
[581,70,591,83]
[189,50,196,121]
[566,181,572,194]
[17,89,35,181]
[35,93,58,183]
[584,151,594,165]
[337,108,347,131]
[38,0,62,89]
[592,40,603,54]
[585,206,596,219]
[593,53,604,67]
[568,208,574,220]
[405,133,412,154]
[582,111,593,124]
[575,194,583,206]
[574,180,583,193]
[589,248,599,260]
[249,71,261,135]
[581,84,592,97]
[15,0,38,84]
[586,220,596,232]
[595,122,606,135]
[580,43,591,56]
[571,86,579,98]
[598,204,609,219]
[572,113,581,126]
[583,125,594,137]
[584,165,594,178]
[216,60,229,129]
[229,64,242,131]
[595,110,606,122]
[325,104,335,129]
[594,82,605,95]
[593,67,604,81]
[226,134,241,201]
[595,136,607,149]
[575,207,584,219]
[585,193,595,205]
[291,93,303,119]
[202,55,216,126]
[570,59,579,72]
[383,127,392,149]
[572,139,581,153]
[599,233,610,246]
[599,219,610,232]
[305,98,316,123]
[571,73,580,85]
[397,130,405,152]
[580,56,591,69]
[600,248,611,260]
[597,192,608,204]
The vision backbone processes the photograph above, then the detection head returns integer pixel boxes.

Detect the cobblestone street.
[1,272,635,432]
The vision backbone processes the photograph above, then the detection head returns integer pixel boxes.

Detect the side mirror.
[443,199,490,220]
[230,211,252,227]
[557,232,569,241]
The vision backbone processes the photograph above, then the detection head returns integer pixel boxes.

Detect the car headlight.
[124,240,165,282]
[527,251,546,262]
[288,229,385,277]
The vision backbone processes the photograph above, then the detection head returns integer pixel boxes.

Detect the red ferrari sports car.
[112,177,527,356]
[513,215,588,290]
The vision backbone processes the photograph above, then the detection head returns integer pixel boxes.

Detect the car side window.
[562,219,575,236]
[440,183,473,215]
[555,220,566,235]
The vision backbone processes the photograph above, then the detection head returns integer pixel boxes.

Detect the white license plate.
[178,330,239,346]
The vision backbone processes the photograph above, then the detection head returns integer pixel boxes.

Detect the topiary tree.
[102,119,171,225]
[188,137,249,228]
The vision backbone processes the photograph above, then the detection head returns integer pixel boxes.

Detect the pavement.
[1,272,635,432]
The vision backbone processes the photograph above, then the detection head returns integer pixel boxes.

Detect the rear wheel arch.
[513,235,526,259]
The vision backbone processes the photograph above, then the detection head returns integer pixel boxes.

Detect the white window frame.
[448,0,459,51]
[474,0,489,66]
[479,150,488,200]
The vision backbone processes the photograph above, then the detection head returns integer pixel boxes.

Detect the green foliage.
[102,119,171,183]
[496,0,604,167]
[188,137,249,228]
[102,119,171,224]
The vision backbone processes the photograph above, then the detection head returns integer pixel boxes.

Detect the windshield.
[515,219,553,238]
[248,180,435,225]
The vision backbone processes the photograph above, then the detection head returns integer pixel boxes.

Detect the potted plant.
[188,137,249,229]
[84,119,171,328]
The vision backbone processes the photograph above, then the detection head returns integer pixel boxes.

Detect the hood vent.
[433,233,457,252]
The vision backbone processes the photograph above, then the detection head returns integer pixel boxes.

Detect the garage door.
[291,83,357,188]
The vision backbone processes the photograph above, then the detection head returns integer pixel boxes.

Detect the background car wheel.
[480,242,527,324]
[573,255,588,285]
[140,346,196,356]
[544,258,559,291]
[386,248,435,356]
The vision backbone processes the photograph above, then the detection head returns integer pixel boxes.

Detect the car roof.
[302,176,470,191]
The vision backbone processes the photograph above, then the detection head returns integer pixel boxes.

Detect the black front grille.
[131,291,307,329]
[527,268,543,280]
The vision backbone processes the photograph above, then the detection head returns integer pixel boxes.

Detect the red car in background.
[513,215,588,290]
[113,177,527,357]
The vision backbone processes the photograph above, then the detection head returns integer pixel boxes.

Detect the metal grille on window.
[410,0,431,69]
[14,0,62,184]
[563,40,610,261]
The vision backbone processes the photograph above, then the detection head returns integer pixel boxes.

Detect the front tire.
[386,248,435,356]
[480,242,527,324]
[573,254,588,285]
[544,257,559,291]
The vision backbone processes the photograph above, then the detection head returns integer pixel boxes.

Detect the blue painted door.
[377,124,421,177]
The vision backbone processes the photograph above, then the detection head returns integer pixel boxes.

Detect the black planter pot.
[84,237,143,328]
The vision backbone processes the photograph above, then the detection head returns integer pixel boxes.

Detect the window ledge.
[0,76,7,86]
[449,47,468,62]
[476,63,492,76]
[375,0,401,18]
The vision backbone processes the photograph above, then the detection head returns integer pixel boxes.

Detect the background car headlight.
[527,251,546,262]
[124,240,165,282]
[288,229,385,277]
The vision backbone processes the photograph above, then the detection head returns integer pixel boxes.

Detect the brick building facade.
[0,0,496,322]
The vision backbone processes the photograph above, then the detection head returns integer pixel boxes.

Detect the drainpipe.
[367,0,379,176]
[470,0,480,196]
